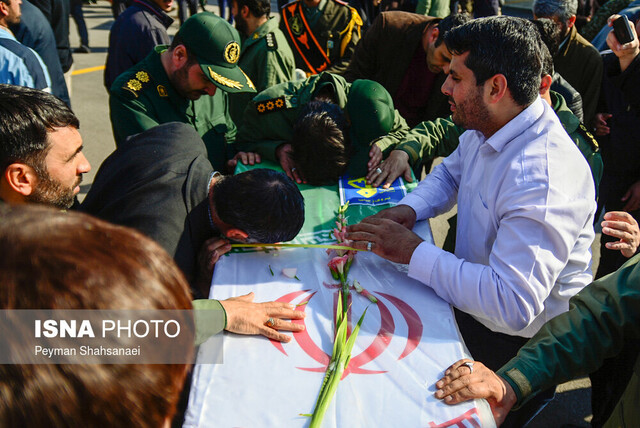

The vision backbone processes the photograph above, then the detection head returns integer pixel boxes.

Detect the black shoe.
[74,45,91,54]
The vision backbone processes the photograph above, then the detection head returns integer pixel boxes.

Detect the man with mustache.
[347,17,596,426]
[109,12,257,172]
[0,84,90,209]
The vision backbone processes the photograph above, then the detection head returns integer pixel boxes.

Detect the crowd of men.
[1,0,640,425]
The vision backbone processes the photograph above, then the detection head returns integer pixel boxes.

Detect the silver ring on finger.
[463,361,474,373]
[265,317,276,328]
[291,167,297,173]
[375,167,383,174]
[366,241,373,252]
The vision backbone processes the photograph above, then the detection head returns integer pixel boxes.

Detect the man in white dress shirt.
[347,16,596,426]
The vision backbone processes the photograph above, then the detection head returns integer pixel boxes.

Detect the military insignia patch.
[122,78,143,97]
[578,123,600,151]
[208,67,242,90]
[136,71,150,83]
[291,15,302,36]
[127,79,142,91]
[224,42,240,64]
[266,32,278,50]
[157,85,168,97]
[255,96,287,114]
[327,40,334,50]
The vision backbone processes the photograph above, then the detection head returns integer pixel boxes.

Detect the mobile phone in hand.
[613,15,635,44]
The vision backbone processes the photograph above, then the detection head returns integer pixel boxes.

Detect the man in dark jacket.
[104,0,174,89]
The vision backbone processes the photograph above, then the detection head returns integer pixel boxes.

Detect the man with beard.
[343,13,470,129]
[0,84,90,209]
[347,17,596,426]
[109,12,257,172]
[228,0,294,124]
[0,0,51,91]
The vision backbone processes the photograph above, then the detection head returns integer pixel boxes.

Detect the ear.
[486,74,508,103]
[172,45,189,69]
[241,4,250,18]
[0,1,8,18]
[539,74,552,96]
[225,228,249,241]
[3,163,38,197]
[566,15,576,29]
[428,26,439,44]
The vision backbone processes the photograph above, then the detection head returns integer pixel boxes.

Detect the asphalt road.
[68,4,595,426]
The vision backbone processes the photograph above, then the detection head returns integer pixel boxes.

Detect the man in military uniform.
[109,12,256,172]
[235,71,409,184]
[279,0,362,75]
[229,0,295,124]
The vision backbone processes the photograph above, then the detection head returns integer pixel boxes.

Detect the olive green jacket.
[236,72,408,176]
[229,17,295,125]
[374,92,603,192]
[109,46,237,172]
[497,254,640,428]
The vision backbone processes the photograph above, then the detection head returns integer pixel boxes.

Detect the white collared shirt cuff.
[408,241,442,286]
[400,193,430,221]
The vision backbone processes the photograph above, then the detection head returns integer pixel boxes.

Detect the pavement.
[69,4,595,426]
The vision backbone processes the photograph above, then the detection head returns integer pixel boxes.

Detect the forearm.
[192,298,227,345]
[497,254,640,406]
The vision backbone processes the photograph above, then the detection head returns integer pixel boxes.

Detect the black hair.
[213,168,305,242]
[290,99,349,185]
[434,13,472,47]
[234,0,270,17]
[531,18,560,76]
[0,85,79,172]
[444,16,543,107]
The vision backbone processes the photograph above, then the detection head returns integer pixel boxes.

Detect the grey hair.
[533,0,578,23]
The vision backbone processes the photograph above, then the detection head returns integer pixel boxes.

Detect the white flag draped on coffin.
[184,221,495,428]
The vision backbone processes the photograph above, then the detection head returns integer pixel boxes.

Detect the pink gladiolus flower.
[328,255,348,279]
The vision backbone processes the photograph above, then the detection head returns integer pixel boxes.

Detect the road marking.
[72,65,105,76]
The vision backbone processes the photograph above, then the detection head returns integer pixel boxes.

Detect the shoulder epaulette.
[577,123,600,152]
[266,32,278,50]
[121,70,152,98]
[255,96,287,114]
[349,6,363,26]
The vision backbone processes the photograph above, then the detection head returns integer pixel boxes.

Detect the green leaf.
[268,265,274,276]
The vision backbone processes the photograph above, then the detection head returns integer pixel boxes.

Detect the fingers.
[259,325,293,342]
[368,145,382,168]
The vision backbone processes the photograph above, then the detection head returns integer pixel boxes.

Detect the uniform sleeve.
[192,298,227,345]
[497,255,640,407]
[342,12,382,82]
[109,90,160,145]
[374,116,464,168]
[235,100,291,160]
[415,0,431,15]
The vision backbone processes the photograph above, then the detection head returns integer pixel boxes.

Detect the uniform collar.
[148,46,191,110]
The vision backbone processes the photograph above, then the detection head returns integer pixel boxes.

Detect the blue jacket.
[0,28,51,92]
